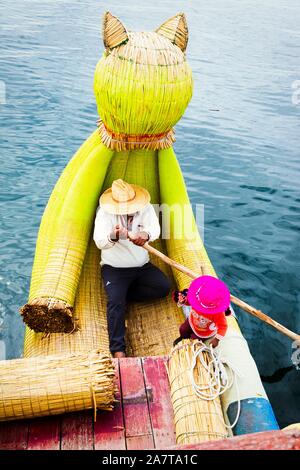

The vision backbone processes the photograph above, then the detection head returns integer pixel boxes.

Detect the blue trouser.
[102,262,171,354]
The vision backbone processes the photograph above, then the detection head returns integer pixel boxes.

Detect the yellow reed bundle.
[0,350,117,422]
[20,138,113,333]
[158,147,216,291]
[167,340,228,445]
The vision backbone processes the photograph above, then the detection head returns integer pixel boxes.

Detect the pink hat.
[187,276,230,315]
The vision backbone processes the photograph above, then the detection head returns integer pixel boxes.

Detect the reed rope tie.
[97,119,175,150]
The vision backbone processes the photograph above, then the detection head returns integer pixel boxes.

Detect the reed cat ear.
[102,11,129,49]
[155,13,188,51]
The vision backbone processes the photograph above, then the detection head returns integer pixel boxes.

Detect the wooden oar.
[143,242,300,343]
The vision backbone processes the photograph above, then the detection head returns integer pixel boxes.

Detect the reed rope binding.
[97,119,176,151]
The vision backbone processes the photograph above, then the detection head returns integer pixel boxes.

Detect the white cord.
[189,340,241,430]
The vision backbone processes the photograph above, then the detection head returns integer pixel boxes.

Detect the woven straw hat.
[99,179,150,215]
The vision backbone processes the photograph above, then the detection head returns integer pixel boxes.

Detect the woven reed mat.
[167,340,228,445]
[0,350,116,422]
[24,149,184,358]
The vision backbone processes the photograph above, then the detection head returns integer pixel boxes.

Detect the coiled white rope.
[189,340,241,430]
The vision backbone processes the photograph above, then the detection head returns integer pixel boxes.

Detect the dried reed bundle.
[94,13,193,150]
[0,350,117,422]
[20,135,114,333]
[167,340,228,445]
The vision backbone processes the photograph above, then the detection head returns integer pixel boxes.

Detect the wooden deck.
[0,356,176,450]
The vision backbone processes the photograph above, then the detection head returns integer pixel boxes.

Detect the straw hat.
[187,276,230,315]
[99,179,150,215]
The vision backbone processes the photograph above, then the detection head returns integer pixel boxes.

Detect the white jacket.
[93,203,160,268]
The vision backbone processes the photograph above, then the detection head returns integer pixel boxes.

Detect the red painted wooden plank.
[61,410,93,450]
[142,356,176,449]
[27,416,61,450]
[94,358,126,450]
[119,357,154,450]
[0,420,28,450]
[169,429,300,451]
[126,434,155,450]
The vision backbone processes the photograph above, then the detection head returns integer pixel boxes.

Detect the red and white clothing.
[179,310,228,341]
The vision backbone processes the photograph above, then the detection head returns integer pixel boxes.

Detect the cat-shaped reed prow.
[94,12,193,151]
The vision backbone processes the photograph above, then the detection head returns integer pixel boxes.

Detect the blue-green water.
[0,1,299,427]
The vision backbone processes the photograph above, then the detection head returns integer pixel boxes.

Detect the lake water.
[0,0,299,427]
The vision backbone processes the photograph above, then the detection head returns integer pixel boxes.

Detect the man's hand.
[110,224,128,242]
[210,337,220,348]
[129,231,149,246]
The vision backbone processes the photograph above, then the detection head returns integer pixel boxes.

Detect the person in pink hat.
[173,276,231,348]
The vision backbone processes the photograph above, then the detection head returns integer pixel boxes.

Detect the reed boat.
[0,139,281,448]
[17,134,279,441]
[0,12,285,450]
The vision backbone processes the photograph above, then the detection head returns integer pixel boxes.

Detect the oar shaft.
[144,242,198,279]
[230,295,300,343]
[143,242,300,343]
